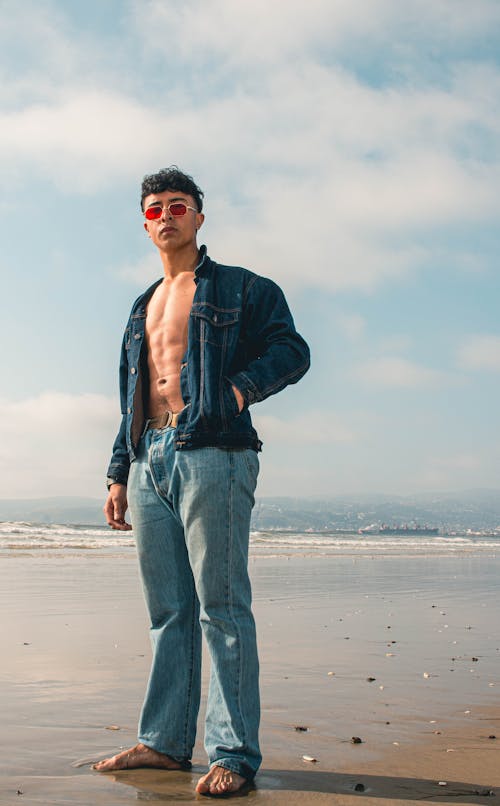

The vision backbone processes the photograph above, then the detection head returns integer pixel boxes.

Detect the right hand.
[104,484,132,531]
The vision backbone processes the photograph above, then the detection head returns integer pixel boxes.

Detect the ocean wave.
[0,522,498,556]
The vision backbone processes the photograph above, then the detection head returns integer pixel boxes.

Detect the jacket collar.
[134,246,212,312]
[194,245,211,280]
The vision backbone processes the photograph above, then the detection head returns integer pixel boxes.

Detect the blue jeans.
[127,425,261,780]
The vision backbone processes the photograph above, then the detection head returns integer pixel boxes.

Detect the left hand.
[232,385,244,413]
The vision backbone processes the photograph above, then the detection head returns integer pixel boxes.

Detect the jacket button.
[131,367,136,374]
[134,333,141,339]
[127,407,132,414]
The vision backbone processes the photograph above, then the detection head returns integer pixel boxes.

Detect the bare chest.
[145,277,196,353]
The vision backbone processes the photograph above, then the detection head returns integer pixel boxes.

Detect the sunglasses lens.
[169,203,187,216]
[145,206,162,220]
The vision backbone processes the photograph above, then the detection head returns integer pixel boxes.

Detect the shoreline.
[1,553,499,803]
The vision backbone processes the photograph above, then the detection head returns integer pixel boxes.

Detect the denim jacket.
[107,247,310,486]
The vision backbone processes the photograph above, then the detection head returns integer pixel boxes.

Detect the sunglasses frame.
[144,202,198,221]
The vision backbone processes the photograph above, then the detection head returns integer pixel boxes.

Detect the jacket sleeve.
[106,328,131,486]
[228,275,310,406]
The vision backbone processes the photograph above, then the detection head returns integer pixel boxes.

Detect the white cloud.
[0,91,170,193]
[415,452,487,490]
[0,392,118,498]
[0,2,498,293]
[254,410,355,445]
[113,252,162,286]
[353,357,449,388]
[133,0,500,70]
[431,453,483,471]
[336,313,366,342]
[457,335,500,371]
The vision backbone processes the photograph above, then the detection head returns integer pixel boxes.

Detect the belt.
[144,410,180,430]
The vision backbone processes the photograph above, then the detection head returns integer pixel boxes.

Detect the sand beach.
[1,546,499,804]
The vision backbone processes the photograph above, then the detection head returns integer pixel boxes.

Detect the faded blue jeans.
[127,425,261,780]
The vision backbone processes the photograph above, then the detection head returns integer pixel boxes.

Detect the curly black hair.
[140,166,204,212]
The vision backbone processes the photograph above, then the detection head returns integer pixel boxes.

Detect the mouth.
[159,225,176,235]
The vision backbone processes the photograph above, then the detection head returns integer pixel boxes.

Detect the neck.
[159,242,200,279]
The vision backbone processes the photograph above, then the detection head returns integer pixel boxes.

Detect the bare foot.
[93,742,185,772]
[196,765,248,796]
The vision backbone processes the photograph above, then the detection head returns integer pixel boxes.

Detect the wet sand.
[1,553,499,804]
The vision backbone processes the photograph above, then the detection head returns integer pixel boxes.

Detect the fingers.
[231,384,244,413]
[104,487,133,531]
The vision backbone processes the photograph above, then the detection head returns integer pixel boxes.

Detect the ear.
[196,212,205,232]
[143,221,151,237]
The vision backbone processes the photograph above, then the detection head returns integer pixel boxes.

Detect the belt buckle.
[160,410,173,428]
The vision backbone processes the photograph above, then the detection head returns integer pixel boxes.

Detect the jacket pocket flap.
[191,304,240,327]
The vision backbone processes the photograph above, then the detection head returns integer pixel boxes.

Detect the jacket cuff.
[228,371,262,406]
[106,463,130,488]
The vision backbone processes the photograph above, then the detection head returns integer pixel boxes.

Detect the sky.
[0,0,499,500]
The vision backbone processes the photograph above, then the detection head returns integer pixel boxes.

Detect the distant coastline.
[0,489,498,533]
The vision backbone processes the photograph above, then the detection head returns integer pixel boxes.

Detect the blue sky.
[1,0,499,499]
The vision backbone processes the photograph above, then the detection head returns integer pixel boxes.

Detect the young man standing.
[95,167,310,796]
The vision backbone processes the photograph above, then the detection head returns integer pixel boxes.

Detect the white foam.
[0,522,498,557]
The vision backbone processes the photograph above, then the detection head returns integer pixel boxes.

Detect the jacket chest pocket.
[191,304,240,348]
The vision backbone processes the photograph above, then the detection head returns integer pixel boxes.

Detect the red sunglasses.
[144,202,197,220]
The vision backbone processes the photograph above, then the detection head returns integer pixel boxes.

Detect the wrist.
[106,476,125,491]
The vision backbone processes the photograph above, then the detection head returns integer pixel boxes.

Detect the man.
[95,167,310,796]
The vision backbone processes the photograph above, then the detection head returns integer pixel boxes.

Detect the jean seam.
[141,430,196,759]
[227,451,247,747]
[181,583,197,756]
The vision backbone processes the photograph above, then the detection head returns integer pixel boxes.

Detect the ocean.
[1,521,499,557]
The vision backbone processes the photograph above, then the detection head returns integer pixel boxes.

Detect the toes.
[196,768,246,795]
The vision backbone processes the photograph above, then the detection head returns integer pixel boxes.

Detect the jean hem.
[138,738,192,768]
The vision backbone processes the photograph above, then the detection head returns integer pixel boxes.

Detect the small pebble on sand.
[351,736,363,744]
[302,755,317,763]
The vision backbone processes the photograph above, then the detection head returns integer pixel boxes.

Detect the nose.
[160,206,173,221]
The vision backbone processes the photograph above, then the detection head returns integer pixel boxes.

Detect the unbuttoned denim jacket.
[107,247,310,486]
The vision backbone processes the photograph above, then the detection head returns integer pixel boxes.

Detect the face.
[143,189,204,251]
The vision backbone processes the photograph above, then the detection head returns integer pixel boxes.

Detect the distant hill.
[252,489,500,531]
[0,497,104,524]
[0,489,498,531]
